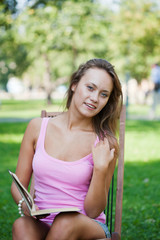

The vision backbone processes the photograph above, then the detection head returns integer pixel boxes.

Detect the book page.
[31,207,80,216]
[9,170,35,213]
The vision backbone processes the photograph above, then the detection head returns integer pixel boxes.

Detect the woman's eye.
[87,86,94,91]
[101,92,108,98]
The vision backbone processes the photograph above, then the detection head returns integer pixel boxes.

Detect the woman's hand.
[92,137,115,172]
[21,201,31,216]
[22,203,49,219]
[21,202,40,217]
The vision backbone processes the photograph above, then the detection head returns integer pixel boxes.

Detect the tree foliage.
[108,0,160,81]
[0,4,31,88]
[11,1,111,102]
[0,0,160,92]
[1,0,18,14]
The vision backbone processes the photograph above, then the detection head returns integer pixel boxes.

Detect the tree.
[1,0,18,14]
[0,4,31,89]
[3,0,159,101]
[14,1,112,103]
[108,0,160,82]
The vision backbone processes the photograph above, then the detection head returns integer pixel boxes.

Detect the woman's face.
[71,68,113,118]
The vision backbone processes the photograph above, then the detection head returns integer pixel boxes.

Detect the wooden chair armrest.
[96,232,120,240]
[111,232,121,240]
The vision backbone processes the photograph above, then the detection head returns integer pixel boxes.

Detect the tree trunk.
[72,44,78,71]
[43,53,52,105]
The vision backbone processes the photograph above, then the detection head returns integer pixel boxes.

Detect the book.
[9,170,80,217]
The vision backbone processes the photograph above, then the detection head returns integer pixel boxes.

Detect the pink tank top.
[32,118,106,224]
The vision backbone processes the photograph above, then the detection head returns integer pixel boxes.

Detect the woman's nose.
[90,92,98,103]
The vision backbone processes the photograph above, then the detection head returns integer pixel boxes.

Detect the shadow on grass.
[0,122,28,134]
[0,141,20,171]
[0,143,20,240]
[122,160,160,240]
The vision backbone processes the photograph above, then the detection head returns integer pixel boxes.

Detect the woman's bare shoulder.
[24,117,43,140]
[28,117,42,129]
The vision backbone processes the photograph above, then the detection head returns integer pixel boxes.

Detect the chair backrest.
[30,106,126,240]
[112,105,125,239]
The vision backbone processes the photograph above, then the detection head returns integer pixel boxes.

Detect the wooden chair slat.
[114,106,126,236]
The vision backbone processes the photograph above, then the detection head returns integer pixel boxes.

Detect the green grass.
[0,100,160,239]
[0,122,28,239]
[122,120,160,239]
[122,161,160,239]
[0,99,65,118]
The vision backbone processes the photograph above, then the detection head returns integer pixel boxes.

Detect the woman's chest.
[34,149,93,188]
[44,129,96,162]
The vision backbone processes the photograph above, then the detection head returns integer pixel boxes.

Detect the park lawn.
[122,120,160,239]
[0,100,160,239]
[0,99,65,119]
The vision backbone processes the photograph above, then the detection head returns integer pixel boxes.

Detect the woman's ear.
[71,83,77,92]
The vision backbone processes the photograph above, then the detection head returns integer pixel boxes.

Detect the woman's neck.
[64,109,93,132]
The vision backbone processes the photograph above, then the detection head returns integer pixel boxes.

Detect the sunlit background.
[0,0,160,120]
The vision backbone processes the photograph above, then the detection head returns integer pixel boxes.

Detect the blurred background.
[0,0,160,119]
[0,0,160,239]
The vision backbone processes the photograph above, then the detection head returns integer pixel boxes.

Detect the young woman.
[11,58,123,240]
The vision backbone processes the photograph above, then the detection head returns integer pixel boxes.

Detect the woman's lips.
[84,103,96,109]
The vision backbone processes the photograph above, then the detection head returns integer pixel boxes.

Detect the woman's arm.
[84,137,117,219]
[11,118,42,215]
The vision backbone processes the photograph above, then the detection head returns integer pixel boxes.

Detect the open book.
[9,170,80,217]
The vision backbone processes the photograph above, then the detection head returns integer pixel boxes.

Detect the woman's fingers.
[92,137,115,171]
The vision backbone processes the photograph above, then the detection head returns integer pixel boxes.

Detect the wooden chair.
[30,106,126,240]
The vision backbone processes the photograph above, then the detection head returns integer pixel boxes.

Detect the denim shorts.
[93,219,111,238]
